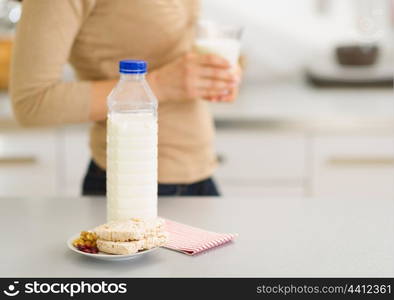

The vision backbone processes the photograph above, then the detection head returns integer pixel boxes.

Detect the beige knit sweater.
[10,0,217,183]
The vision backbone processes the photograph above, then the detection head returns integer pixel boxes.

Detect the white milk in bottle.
[106,60,158,221]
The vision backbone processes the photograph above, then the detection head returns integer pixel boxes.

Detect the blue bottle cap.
[119,60,147,74]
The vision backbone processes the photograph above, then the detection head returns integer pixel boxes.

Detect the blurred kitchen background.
[0,0,393,199]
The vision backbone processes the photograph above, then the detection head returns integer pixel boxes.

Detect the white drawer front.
[217,182,304,198]
[214,131,306,185]
[0,129,58,196]
[311,135,394,198]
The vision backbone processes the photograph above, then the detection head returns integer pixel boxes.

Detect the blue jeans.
[82,160,220,196]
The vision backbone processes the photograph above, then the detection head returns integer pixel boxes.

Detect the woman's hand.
[207,63,242,103]
[148,52,240,103]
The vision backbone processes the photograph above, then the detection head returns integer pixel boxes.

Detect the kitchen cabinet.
[0,124,90,197]
[2,126,393,199]
[214,130,307,196]
[216,182,304,197]
[57,124,90,196]
[0,128,58,196]
[215,129,394,199]
[310,134,394,198]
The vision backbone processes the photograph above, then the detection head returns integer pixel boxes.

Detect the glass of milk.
[195,20,243,69]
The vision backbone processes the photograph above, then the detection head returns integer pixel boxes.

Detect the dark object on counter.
[336,45,379,66]
[305,71,393,88]
[305,46,393,88]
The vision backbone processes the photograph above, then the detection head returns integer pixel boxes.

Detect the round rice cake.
[97,232,168,255]
[94,218,164,242]
[142,232,169,250]
[96,239,145,255]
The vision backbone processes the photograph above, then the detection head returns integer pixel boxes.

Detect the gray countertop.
[2,79,394,132]
[212,81,394,132]
[0,196,393,277]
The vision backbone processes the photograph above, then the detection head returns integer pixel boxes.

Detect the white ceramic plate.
[67,233,160,261]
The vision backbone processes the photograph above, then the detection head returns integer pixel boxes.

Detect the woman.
[10,0,241,196]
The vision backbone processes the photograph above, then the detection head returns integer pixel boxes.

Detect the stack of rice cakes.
[94,218,168,255]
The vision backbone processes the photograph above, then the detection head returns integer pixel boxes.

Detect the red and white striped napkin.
[163,219,237,256]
